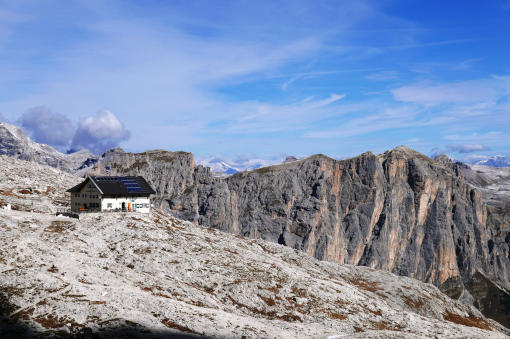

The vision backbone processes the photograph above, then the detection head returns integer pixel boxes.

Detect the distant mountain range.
[197,155,299,176]
[202,154,510,175]
[0,122,93,172]
[474,155,510,167]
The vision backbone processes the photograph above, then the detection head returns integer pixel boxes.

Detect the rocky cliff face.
[0,122,92,172]
[89,146,510,327]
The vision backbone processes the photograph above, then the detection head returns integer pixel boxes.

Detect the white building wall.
[101,197,151,213]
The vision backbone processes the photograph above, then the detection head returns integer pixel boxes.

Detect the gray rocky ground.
[1,156,509,338]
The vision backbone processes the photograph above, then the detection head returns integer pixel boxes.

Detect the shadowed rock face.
[91,146,510,325]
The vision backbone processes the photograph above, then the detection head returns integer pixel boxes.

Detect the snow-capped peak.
[475,155,510,167]
[198,156,289,175]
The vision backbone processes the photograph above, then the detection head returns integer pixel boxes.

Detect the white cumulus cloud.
[71,110,130,154]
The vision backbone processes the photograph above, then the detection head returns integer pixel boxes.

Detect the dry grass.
[227,295,301,322]
[345,277,382,292]
[63,294,87,298]
[47,266,59,273]
[403,295,426,310]
[442,310,492,331]
[34,313,82,330]
[291,286,308,298]
[45,186,56,194]
[329,312,347,320]
[75,299,107,305]
[257,243,277,255]
[258,294,276,306]
[368,309,382,316]
[134,247,152,255]
[141,285,183,300]
[372,320,403,331]
[267,286,279,293]
[224,248,239,255]
[161,318,198,334]
[328,276,344,287]
[320,309,347,320]
[18,306,35,320]
[78,278,93,285]
[335,299,350,306]
[0,189,14,196]
[44,220,74,233]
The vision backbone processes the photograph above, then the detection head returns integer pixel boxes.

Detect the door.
[121,202,125,211]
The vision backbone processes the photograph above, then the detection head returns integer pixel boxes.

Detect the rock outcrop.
[0,122,92,172]
[88,146,510,327]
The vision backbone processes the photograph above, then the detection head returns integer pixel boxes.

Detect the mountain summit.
[0,122,93,172]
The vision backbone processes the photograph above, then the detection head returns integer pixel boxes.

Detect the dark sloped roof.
[67,176,155,195]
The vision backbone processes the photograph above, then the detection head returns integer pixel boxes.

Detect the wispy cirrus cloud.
[444,131,510,144]
[391,78,507,105]
[452,58,483,71]
[217,93,346,134]
[304,104,452,139]
[365,70,399,81]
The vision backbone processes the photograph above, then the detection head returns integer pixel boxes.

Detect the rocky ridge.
[86,146,510,327]
[0,122,93,173]
[0,156,508,338]
[458,164,510,213]
[475,156,510,168]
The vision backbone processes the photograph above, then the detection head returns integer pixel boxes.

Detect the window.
[107,203,112,208]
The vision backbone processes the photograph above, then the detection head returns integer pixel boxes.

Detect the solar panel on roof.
[119,177,142,192]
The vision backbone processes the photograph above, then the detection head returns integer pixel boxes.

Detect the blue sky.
[0,0,509,161]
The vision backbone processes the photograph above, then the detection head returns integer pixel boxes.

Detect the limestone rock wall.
[92,146,510,321]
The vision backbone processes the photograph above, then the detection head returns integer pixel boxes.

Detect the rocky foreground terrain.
[1,157,509,338]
